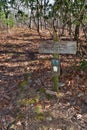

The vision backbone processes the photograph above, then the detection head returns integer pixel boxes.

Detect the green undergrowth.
[72,59,87,71]
[17,96,40,106]
[17,72,31,92]
[79,60,87,70]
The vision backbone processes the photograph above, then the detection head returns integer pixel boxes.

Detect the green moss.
[37,114,44,121]
[39,87,45,94]
[18,97,40,106]
[17,80,29,92]
[53,53,59,59]
[53,75,58,92]
[18,81,28,87]
[34,104,43,114]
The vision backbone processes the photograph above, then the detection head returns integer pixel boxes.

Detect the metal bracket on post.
[51,59,60,76]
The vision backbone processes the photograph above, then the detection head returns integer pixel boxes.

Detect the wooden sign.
[39,40,77,54]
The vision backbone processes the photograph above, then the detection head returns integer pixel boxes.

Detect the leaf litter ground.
[0,27,87,130]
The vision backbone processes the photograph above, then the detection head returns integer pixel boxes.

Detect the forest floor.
[0,27,87,130]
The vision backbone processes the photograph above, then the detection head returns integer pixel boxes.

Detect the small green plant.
[18,80,28,91]
[36,113,44,121]
[18,97,39,106]
[79,60,87,70]
[39,87,45,94]
[34,104,43,114]
[24,73,31,81]
[46,94,52,100]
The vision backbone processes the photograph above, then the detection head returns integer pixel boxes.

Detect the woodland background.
[0,0,87,130]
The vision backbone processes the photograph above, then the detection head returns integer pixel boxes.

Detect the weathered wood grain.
[39,40,77,54]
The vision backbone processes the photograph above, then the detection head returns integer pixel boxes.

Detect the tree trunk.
[74,24,80,41]
[36,0,40,33]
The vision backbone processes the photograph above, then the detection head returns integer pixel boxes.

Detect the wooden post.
[39,40,77,93]
[53,74,59,92]
[52,26,60,92]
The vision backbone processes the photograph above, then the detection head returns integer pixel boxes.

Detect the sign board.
[39,40,77,54]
